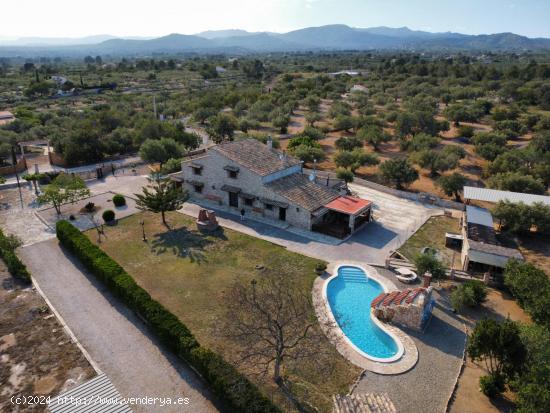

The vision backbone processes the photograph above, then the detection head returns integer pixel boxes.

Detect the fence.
[0,157,27,177]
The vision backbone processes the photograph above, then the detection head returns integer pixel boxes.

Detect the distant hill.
[1,25,549,56]
[197,29,256,39]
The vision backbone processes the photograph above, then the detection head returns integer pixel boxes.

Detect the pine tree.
[134,174,188,227]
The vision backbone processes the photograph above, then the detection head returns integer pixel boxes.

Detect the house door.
[228,192,239,208]
[279,207,286,221]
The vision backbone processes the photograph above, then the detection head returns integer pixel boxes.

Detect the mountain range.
[1,25,550,56]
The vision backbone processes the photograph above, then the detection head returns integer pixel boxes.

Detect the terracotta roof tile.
[212,139,301,176]
[266,174,339,212]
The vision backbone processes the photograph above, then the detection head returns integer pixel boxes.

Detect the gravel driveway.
[19,239,220,413]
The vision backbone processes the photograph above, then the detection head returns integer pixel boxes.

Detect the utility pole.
[11,145,23,209]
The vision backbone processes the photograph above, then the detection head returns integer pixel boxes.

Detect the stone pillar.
[483,272,490,285]
[449,268,455,280]
[423,272,432,288]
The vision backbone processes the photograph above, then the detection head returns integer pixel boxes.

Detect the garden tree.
[467,318,526,397]
[329,101,351,118]
[193,107,216,124]
[37,173,90,215]
[437,172,467,201]
[301,126,325,141]
[22,173,45,194]
[222,273,340,411]
[242,59,264,79]
[413,252,446,279]
[304,95,320,112]
[457,125,475,139]
[412,145,466,177]
[139,138,184,168]
[334,149,379,173]
[450,280,487,312]
[380,158,419,189]
[208,113,238,143]
[335,136,363,151]
[504,260,550,329]
[487,172,545,195]
[160,158,183,175]
[514,324,550,413]
[272,115,290,134]
[336,168,354,183]
[403,133,440,152]
[305,112,321,127]
[24,81,53,98]
[134,174,188,227]
[290,144,325,164]
[333,115,354,132]
[492,201,550,234]
[357,125,390,151]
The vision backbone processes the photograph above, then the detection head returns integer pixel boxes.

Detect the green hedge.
[0,229,31,282]
[56,220,280,413]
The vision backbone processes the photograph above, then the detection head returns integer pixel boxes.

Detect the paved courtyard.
[37,192,140,231]
[180,181,444,265]
[354,284,466,413]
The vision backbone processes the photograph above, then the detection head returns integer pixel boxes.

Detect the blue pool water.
[326,266,398,359]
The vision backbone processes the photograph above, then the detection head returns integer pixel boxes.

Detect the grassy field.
[86,211,360,412]
[398,215,460,267]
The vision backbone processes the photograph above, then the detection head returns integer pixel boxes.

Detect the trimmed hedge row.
[56,220,280,413]
[0,229,31,282]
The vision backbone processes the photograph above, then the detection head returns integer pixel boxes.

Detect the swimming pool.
[325,265,402,362]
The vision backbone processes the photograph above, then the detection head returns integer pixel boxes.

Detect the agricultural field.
[1,53,549,198]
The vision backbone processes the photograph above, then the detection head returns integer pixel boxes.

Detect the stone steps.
[333,393,397,413]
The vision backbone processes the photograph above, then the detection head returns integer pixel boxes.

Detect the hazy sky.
[2,0,550,39]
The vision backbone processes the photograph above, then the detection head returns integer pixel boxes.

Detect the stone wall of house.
[180,151,312,229]
[373,288,433,331]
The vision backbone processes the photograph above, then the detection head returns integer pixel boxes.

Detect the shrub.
[479,373,505,398]
[451,280,487,312]
[0,229,31,283]
[102,209,115,222]
[315,263,327,273]
[55,221,279,413]
[413,252,446,279]
[84,202,95,212]
[112,194,126,207]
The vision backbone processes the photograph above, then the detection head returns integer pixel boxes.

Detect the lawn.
[86,211,360,412]
[398,215,460,267]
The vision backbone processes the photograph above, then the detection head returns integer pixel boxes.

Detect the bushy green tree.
[467,318,526,398]
[37,173,90,215]
[139,138,184,168]
[380,158,419,189]
[413,252,446,279]
[437,172,467,201]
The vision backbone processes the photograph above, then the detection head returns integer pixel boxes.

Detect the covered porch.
[312,196,372,239]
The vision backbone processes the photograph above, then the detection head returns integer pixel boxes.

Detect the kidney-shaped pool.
[325,265,402,362]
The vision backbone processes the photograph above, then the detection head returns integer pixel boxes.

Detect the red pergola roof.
[324,196,371,215]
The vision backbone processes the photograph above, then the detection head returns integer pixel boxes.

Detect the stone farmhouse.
[171,138,372,238]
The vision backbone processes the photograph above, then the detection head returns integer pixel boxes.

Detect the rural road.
[19,239,220,413]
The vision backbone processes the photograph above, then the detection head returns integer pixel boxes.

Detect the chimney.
[267,135,273,150]
[423,272,432,288]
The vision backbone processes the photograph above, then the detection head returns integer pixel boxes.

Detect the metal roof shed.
[465,205,494,227]
[463,186,550,206]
